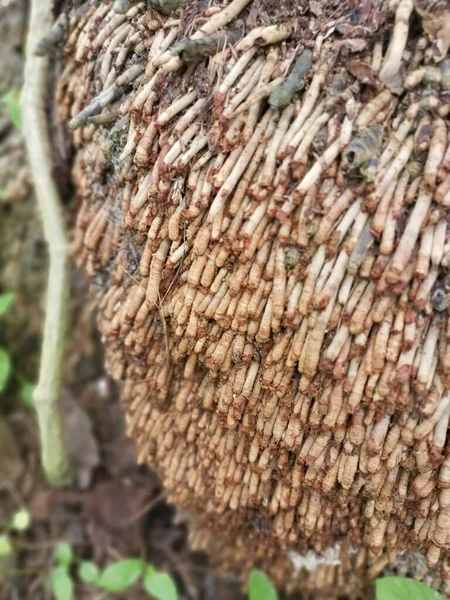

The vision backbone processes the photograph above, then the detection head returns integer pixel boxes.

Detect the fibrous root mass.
[55,0,450,595]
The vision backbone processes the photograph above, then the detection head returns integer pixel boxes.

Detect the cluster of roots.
[55,0,450,596]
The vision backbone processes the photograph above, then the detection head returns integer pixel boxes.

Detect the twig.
[22,0,73,486]
[119,490,167,525]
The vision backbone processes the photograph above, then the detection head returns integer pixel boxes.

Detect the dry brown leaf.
[347,59,379,85]
[85,479,155,560]
[62,395,100,490]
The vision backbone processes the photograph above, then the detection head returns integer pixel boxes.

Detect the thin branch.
[22,0,73,486]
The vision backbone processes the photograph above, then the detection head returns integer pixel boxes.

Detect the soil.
[0,2,242,598]
[0,338,242,600]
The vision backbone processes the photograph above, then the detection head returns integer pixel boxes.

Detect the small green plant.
[11,509,32,532]
[97,558,144,593]
[50,564,73,600]
[0,291,35,407]
[0,533,13,558]
[55,541,73,567]
[77,561,99,584]
[47,541,179,600]
[0,508,32,561]
[376,576,445,600]
[248,569,278,600]
[0,292,14,317]
[143,567,178,600]
[17,376,35,409]
[0,346,11,394]
[1,89,22,128]
[245,570,445,600]
[0,292,14,393]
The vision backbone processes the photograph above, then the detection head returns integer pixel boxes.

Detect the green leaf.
[1,89,21,128]
[0,292,14,317]
[0,534,12,558]
[19,379,35,409]
[376,577,445,600]
[143,568,178,600]
[50,565,73,600]
[248,569,278,600]
[55,542,73,566]
[0,348,12,393]
[78,561,99,584]
[11,508,32,531]
[97,558,144,593]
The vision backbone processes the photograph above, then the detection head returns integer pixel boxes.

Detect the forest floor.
[0,1,242,598]
[0,309,242,600]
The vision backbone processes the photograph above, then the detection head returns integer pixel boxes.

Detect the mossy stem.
[22,0,73,486]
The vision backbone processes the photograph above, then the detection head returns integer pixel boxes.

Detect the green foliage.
[0,293,35,405]
[0,292,14,394]
[0,534,12,558]
[0,502,179,600]
[78,561,99,584]
[248,569,278,600]
[1,89,22,128]
[55,541,73,567]
[97,558,144,593]
[11,509,31,532]
[0,293,14,317]
[50,565,73,600]
[18,377,35,409]
[243,571,444,600]
[44,537,178,598]
[376,577,444,600]
[144,567,178,600]
[0,519,446,600]
[0,506,179,599]
[0,348,12,392]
